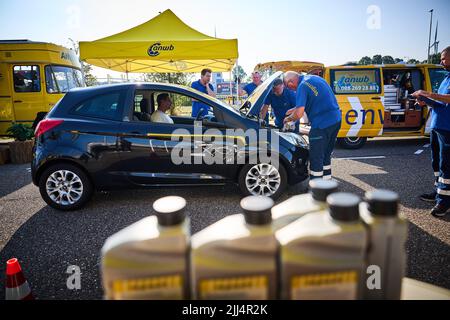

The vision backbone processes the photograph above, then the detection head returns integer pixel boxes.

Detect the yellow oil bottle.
[190,196,278,300]
[360,189,407,300]
[271,179,338,230]
[277,193,367,300]
[101,196,190,299]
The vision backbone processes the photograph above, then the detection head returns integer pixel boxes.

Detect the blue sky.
[1,0,449,79]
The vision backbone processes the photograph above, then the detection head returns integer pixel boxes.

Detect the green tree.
[232,65,247,83]
[428,53,441,64]
[67,39,97,87]
[407,59,420,64]
[394,58,403,63]
[382,55,395,64]
[358,56,372,65]
[372,55,383,64]
[143,72,193,86]
[82,62,98,87]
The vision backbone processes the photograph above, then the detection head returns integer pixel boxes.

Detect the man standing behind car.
[413,46,450,217]
[240,71,263,97]
[283,71,341,180]
[191,68,215,118]
[259,78,297,129]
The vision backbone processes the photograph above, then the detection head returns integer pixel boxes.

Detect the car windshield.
[45,65,85,93]
[185,85,241,115]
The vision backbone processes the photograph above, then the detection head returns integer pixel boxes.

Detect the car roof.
[55,81,237,118]
[68,82,204,96]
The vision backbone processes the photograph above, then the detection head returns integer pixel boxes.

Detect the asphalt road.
[0,136,449,299]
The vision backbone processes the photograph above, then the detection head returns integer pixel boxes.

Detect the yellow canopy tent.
[79,9,238,74]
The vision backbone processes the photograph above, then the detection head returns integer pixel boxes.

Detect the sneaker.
[430,204,450,217]
[420,191,437,202]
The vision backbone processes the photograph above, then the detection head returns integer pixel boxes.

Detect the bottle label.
[111,274,183,299]
[290,271,358,300]
[199,275,268,300]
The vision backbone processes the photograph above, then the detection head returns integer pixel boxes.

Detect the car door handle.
[14,100,22,103]
[371,97,381,100]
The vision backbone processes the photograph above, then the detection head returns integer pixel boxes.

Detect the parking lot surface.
[0,136,449,299]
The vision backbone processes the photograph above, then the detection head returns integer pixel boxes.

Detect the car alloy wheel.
[46,170,84,206]
[245,163,281,196]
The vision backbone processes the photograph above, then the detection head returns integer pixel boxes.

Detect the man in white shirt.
[151,93,174,124]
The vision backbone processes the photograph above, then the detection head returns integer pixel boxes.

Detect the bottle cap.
[365,189,399,216]
[327,193,360,221]
[310,179,339,202]
[152,196,186,226]
[240,196,274,225]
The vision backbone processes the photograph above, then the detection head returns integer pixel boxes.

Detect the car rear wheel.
[39,163,93,211]
[238,162,287,199]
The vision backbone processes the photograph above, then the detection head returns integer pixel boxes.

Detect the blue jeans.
[430,129,450,206]
[308,121,341,180]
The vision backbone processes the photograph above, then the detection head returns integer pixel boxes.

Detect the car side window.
[71,91,126,121]
[13,65,41,92]
[153,91,214,119]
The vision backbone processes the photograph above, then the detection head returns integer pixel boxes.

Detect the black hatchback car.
[32,72,309,210]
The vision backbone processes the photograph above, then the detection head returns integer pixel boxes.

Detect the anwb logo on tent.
[148,42,175,57]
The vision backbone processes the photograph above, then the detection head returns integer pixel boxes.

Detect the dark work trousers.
[308,121,341,180]
[430,129,450,207]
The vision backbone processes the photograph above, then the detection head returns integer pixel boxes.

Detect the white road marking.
[414,149,424,155]
[334,156,386,160]
[423,144,430,148]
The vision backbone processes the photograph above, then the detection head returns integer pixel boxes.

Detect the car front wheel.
[238,162,287,199]
[39,163,93,211]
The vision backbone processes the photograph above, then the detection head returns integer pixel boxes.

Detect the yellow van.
[255,61,446,149]
[0,40,85,135]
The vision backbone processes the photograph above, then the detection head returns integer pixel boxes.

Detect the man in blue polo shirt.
[283,71,342,180]
[413,45,450,217]
[191,68,215,118]
[240,71,263,97]
[260,78,297,129]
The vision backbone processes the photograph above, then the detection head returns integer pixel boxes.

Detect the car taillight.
[35,119,64,138]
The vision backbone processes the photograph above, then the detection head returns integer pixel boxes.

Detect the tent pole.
[229,68,232,106]
[235,59,239,106]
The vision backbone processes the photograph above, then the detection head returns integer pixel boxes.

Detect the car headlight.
[275,131,308,149]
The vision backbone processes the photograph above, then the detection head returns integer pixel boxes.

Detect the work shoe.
[419,191,437,203]
[430,204,450,217]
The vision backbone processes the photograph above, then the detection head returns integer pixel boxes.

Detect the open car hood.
[242,71,283,118]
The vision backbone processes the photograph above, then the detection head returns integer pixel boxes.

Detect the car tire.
[338,137,367,149]
[238,162,287,199]
[39,163,93,211]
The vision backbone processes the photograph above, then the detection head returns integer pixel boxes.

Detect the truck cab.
[0,40,85,135]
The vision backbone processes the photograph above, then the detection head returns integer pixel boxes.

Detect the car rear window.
[70,91,126,121]
[330,68,382,95]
